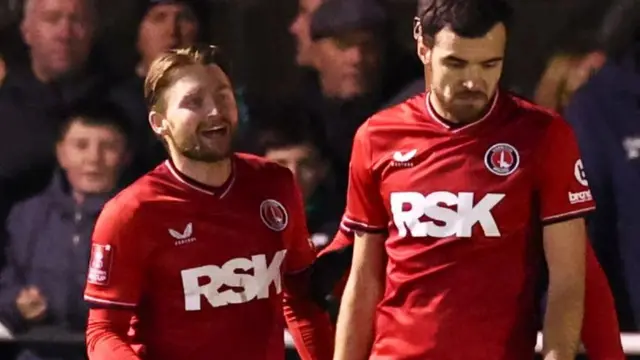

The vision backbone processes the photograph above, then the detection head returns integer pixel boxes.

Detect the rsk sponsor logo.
[181,250,286,310]
[391,191,505,238]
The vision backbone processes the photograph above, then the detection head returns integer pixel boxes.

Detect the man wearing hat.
[134,0,205,77]
[289,0,323,68]
[109,0,205,181]
[300,0,419,198]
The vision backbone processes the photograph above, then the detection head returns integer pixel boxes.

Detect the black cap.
[310,0,387,41]
[136,0,209,27]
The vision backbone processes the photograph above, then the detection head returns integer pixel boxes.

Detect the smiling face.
[150,63,238,163]
[56,118,128,195]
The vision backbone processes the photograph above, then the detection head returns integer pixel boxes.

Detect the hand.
[16,286,47,321]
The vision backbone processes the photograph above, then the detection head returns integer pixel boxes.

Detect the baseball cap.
[135,0,208,26]
[309,0,387,41]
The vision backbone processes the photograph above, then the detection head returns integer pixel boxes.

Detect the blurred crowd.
[0,0,638,359]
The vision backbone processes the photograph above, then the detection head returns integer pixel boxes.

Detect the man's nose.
[462,80,480,90]
[344,45,365,64]
[55,18,74,41]
[289,16,302,36]
[207,105,220,118]
[461,67,484,90]
[85,145,102,164]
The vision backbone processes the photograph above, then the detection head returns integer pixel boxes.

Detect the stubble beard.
[434,89,489,124]
[167,130,233,163]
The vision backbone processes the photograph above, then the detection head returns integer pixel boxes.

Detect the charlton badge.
[485,143,519,176]
[260,199,288,232]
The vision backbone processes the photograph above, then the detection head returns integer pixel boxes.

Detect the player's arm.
[334,232,385,360]
[86,308,140,360]
[333,123,388,360]
[542,218,586,360]
[309,228,354,308]
[536,118,595,360]
[83,199,148,360]
[279,169,334,360]
[581,242,625,360]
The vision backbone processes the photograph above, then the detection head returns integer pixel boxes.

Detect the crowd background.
[0,0,638,359]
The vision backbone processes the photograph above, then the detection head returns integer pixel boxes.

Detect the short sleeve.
[84,198,148,308]
[536,117,596,223]
[341,123,388,233]
[281,170,316,274]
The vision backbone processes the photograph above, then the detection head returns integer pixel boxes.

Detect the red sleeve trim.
[541,206,595,224]
[341,216,386,234]
[339,223,353,235]
[84,295,137,308]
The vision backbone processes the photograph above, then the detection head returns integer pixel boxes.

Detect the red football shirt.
[84,154,316,360]
[342,91,595,360]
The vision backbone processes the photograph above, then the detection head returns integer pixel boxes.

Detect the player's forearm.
[283,271,334,360]
[542,281,585,360]
[86,331,141,360]
[283,295,334,360]
[86,309,141,360]
[333,273,381,360]
[580,245,624,360]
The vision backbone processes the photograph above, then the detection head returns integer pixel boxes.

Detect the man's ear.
[149,110,168,136]
[413,19,431,65]
[416,38,431,65]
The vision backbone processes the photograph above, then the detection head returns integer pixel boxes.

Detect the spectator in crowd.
[564,4,640,330]
[301,0,419,194]
[0,0,102,229]
[376,16,432,108]
[256,116,341,250]
[534,49,605,112]
[0,102,130,360]
[109,0,205,180]
[0,55,6,85]
[289,0,323,68]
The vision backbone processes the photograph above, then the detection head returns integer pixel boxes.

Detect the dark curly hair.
[415,0,513,44]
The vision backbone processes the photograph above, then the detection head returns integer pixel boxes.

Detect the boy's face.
[56,118,128,196]
[265,144,326,200]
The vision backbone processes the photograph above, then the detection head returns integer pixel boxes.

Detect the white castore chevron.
[169,223,193,240]
[393,149,417,162]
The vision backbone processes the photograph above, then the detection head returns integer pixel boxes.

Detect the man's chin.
[449,108,484,123]
[181,147,232,163]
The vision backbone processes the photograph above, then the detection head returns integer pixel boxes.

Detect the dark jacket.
[0,170,111,359]
[108,75,166,182]
[299,47,421,197]
[0,67,105,230]
[565,48,640,330]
